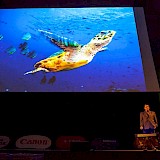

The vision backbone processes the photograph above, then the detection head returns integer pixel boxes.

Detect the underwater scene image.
[0,7,146,92]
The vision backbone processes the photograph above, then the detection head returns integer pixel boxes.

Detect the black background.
[0,92,160,149]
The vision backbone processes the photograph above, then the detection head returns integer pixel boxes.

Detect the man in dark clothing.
[140,104,158,133]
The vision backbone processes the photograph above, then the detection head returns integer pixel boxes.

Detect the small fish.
[40,75,47,84]
[27,50,37,58]
[19,42,28,50]
[21,48,30,55]
[48,76,56,84]
[22,32,31,40]
[6,46,16,54]
[0,34,3,40]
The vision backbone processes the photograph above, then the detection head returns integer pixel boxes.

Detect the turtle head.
[89,30,116,47]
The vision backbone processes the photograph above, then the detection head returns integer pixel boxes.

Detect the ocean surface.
[0,7,146,92]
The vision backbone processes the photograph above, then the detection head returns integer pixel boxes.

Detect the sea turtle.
[24,29,116,75]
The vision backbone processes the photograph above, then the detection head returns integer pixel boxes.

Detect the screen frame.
[0,7,159,92]
[133,7,160,91]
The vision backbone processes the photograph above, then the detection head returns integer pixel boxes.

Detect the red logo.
[56,136,86,150]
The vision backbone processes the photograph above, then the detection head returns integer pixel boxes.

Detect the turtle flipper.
[38,29,81,51]
[38,29,53,35]
[24,67,49,75]
[99,47,109,51]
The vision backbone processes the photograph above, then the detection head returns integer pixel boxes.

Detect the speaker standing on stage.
[140,104,158,134]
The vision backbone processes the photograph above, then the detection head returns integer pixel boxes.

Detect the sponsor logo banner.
[91,138,119,150]
[16,135,51,149]
[0,136,10,148]
[56,136,86,150]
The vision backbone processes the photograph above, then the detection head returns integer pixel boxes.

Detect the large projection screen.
[0,7,159,92]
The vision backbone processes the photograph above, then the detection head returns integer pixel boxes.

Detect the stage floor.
[0,149,160,160]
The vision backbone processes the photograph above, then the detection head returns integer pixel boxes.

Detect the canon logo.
[0,136,10,148]
[20,139,48,145]
[16,135,51,149]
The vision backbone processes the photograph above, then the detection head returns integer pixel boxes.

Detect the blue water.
[0,7,146,92]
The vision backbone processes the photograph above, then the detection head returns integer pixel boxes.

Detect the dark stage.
[0,150,160,160]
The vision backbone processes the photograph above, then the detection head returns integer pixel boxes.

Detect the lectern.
[134,133,159,150]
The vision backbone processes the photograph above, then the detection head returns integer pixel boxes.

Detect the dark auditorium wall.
[142,0,160,85]
[1,92,160,149]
